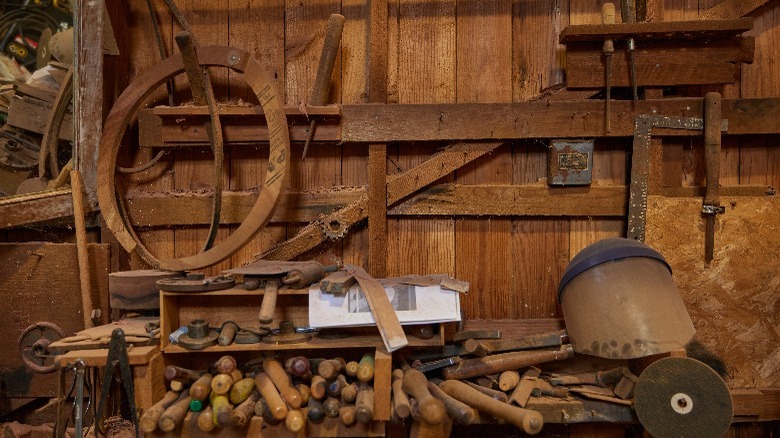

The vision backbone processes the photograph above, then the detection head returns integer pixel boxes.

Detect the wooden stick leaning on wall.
[71,169,96,328]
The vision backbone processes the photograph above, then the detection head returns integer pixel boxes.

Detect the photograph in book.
[309,282,461,328]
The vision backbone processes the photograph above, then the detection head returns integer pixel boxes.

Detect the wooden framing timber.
[122,184,771,227]
[565,37,754,88]
[136,97,780,146]
[559,17,753,43]
[340,98,780,142]
[138,105,340,147]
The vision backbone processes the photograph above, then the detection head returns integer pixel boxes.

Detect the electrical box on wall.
[547,139,594,186]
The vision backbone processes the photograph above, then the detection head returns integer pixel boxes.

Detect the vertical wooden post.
[73,0,103,203]
[373,347,392,421]
[368,0,388,277]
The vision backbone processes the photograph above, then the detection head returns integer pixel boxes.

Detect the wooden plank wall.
[111,0,780,312]
[106,2,778,434]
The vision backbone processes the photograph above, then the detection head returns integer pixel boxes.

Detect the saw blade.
[634,357,732,438]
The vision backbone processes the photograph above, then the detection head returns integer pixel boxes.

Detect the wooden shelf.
[162,334,441,353]
[160,286,309,297]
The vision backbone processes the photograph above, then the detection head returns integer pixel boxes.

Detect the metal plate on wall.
[547,139,593,186]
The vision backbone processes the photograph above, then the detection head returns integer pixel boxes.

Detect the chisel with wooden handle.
[392,369,411,419]
[158,389,191,432]
[263,358,303,408]
[254,372,288,421]
[402,368,446,425]
[442,345,574,380]
[140,390,180,433]
[440,380,544,435]
[258,279,280,324]
[428,381,477,425]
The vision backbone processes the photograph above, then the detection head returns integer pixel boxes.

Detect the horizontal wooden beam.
[565,37,753,88]
[125,188,364,227]
[135,98,780,146]
[559,17,752,43]
[341,98,780,142]
[0,189,74,229]
[388,184,628,216]
[138,105,341,147]
[124,184,773,227]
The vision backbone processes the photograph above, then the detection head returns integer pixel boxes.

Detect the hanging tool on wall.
[95,329,139,438]
[621,0,639,100]
[702,92,725,263]
[301,14,346,161]
[602,3,615,133]
[174,30,224,252]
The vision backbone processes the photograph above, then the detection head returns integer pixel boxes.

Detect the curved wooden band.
[97,46,289,271]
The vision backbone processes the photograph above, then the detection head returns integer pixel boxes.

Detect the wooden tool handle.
[297,383,311,405]
[464,380,508,402]
[355,383,374,424]
[442,345,574,380]
[311,375,327,400]
[254,372,288,420]
[211,394,233,427]
[307,398,325,423]
[232,392,260,428]
[285,356,311,377]
[258,280,278,324]
[440,380,543,435]
[339,405,357,426]
[327,374,347,398]
[263,358,303,408]
[341,382,358,403]
[158,389,191,432]
[318,358,346,379]
[704,92,722,205]
[189,374,213,401]
[499,371,521,391]
[392,369,411,419]
[311,14,346,105]
[213,355,237,374]
[164,365,201,384]
[218,322,239,346]
[210,373,233,395]
[229,377,256,405]
[285,409,305,433]
[357,353,375,382]
[324,397,341,418]
[428,382,477,425]
[196,406,215,432]
[402,368,446,425]
[140,390,180,433]
[282,261,325,288]
[345,361,359,377]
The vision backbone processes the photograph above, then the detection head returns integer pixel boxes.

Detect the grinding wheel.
[36,28,52,70]
[634,357,732,438]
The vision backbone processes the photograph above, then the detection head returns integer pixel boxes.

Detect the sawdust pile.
[646,195,780,388]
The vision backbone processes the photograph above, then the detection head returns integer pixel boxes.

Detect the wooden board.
[285,0,343,268]
[559,17,753,43]
[123,0,175,270]
[340,98,780,142]
[6,98,73,141]
[565,37,754,88]
[645,196,780,388]
[146,414,385,437]
[0,242,109,399]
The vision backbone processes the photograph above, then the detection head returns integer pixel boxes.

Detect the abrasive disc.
[634,357,732,438]
[36,28,52,70]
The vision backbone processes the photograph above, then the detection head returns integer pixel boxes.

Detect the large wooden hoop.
[98,46,289,271]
